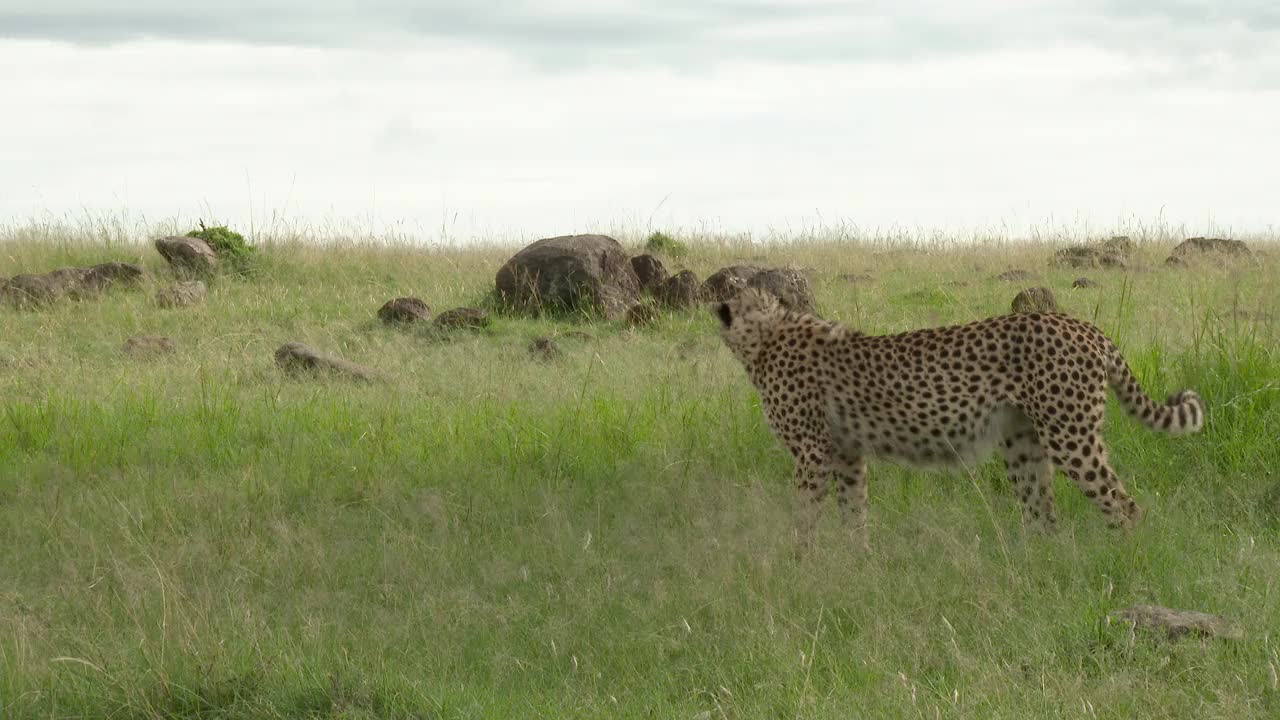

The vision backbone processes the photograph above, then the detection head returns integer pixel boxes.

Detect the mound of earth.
[2,261,144,308]
[156,280,208,308]
[1166,237,1252,267]
[378,297,431,324]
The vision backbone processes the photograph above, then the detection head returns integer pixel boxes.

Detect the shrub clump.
[644,231,688,257]
[189,221,257,274]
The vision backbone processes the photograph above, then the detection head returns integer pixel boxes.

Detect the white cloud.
[0,2,1277,243]
[3,0,1276,74]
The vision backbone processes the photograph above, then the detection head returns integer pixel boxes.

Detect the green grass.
[2,225,1279,718]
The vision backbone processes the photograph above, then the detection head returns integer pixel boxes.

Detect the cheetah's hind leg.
[1045,431,1142,529]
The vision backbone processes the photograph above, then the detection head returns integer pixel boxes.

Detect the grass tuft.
[644,230,689,258]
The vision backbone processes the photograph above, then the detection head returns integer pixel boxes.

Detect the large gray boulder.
[495,234,640,319]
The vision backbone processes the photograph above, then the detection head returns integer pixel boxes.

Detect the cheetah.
[714,289,1204,551]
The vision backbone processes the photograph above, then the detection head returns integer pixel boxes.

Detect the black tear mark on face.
[717,303,733,328]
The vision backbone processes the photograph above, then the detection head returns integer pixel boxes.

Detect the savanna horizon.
[2,218,1278,718]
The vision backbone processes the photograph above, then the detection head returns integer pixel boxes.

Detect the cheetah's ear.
[716,302,733,328]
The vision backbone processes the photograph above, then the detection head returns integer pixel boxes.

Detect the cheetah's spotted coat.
[715,289,1204,549]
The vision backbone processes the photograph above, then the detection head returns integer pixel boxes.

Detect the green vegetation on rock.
[189,221,257,274]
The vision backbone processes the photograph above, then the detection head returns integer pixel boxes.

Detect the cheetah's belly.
[826,399,1025,469]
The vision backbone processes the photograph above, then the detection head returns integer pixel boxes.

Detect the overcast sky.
[2,1,1278,243]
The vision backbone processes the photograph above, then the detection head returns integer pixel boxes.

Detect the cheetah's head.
[714,288,783,367]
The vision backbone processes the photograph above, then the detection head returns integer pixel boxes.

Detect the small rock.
[155,236,218,274]
[1264,482,1280,518]
[700,265,763,302]
[654,270,701,309]
[676,338,702,360]
[1099,253,1127,269]
[377,297,431,324]
[1054,247,1101,269]
[274,342,376,381]
[746,266,816,313]
[1109,605,1242,641]
[1222,309,1274,324]
[122,335,176,358]
[1101,235,1135,255]
[625,303,661,327]
[630,254,669,292]
[527,336,561,361]
[156,280,207,308]
[434,307,490,330]
[996,269,1033,282]
[837,273,873,284]
[1011,286,1058,314]
[1054,237,1133,269]
[1071,277,1100,289]
[81,261,146,291]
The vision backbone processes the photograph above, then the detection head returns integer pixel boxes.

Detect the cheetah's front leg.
[790,453,830,558]
[831,451,870,550]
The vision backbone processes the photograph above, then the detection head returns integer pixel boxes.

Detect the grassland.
[2,222,1279,718]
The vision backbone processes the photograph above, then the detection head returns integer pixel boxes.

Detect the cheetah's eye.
[717,303,733,328]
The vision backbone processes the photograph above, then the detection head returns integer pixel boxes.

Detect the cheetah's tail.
[1106,348,1205,435]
